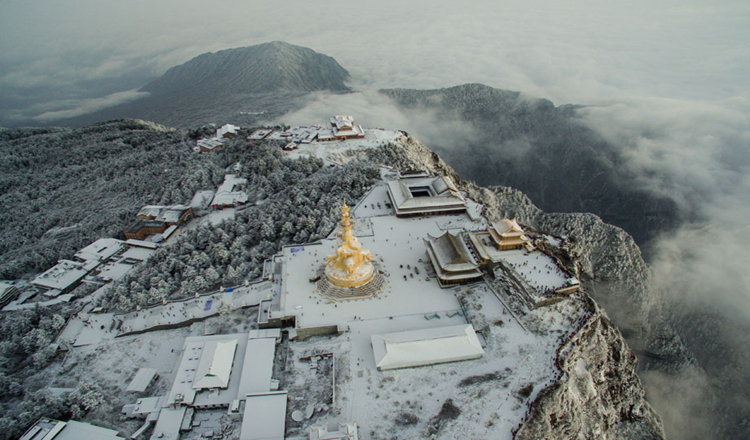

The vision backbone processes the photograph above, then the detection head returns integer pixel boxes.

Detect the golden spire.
[324,199,375,288]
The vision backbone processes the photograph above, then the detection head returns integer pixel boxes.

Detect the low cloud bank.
[276,91,485,153]
[281,90,750,438]
[31,89,149,123]
[579,98,750,439]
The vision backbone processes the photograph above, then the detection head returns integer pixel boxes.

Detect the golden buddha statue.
[324,200,375,288]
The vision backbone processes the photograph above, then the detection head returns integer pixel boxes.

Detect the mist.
[579,98,750,438]
[276,88,750,439]
[2,1,748,125]
[2,0,749,438]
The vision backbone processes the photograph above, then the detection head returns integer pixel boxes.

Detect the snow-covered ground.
[41,169,590,440]
[59,281,276,347]
[272,181,588,439]
[500,250,570,294]
[277,212,477,331]
[280,283,586,440]
[284,129,401,162]
[351,183,392,218]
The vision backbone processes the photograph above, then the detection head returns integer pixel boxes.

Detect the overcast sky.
[2,1,749,437]
[0,0,748,123]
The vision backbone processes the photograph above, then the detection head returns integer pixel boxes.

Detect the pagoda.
[324,200,375,288]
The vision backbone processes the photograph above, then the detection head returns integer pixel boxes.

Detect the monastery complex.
[19,117,588,440]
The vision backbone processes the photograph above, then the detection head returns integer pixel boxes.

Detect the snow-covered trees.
[0,120,225,279]
[98,143,379,311]
[67,381,109,419]
[0,308,72,438]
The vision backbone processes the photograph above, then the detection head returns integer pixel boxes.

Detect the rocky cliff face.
[364,136,667,439]
[380,84,681,247]
[517,298,664,440]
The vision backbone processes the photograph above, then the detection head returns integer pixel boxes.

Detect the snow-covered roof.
[212,174,249,207]
[32,260,91,291]
[0,282,19,303]
[193,339,238,390]
[240,391,288,440]
[197,138,224,151]
[125,239,159,249]
[248,129,272,140]
[20,418,125,440]
[137,205,162,218]
[329,115,365,138]
[386,176,466,216]
[236,336,276,398]
[424,231,479,272]
[309,422,359,440]
[488,218,530,249]
[127,367,158,393]
[217,124,240,138]
[137,205,192,223]
[161,225,178,240]
[73,238,124,263]
[371,324,484,371]
[494,218,523,234]
[424,231,483,285]
[150,407,186,440]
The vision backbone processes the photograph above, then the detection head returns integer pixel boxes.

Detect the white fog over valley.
[1,1,748,439]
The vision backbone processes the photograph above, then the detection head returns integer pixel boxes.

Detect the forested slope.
[0,119,225,279]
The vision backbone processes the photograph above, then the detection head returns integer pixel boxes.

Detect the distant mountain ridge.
[59,41,351,128]
[379,83,680,247]
[141,41,350,96]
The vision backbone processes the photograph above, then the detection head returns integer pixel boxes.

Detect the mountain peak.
[141,41,350,96]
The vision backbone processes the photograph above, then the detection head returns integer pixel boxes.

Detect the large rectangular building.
[371,324,484,371]
[165,330,279,409]
[386,175,467,217]
[20,418,124,440]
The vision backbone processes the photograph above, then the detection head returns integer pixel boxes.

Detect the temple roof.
[386,175,466,215]
[424,231,479,272]
[492,218,524,235]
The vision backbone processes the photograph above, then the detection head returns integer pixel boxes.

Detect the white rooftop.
[309,422,359,440]
[248,129,273,140]
[126,367,158,393]
[20,419,124,440]
[74,238,124,263]
[386,175,466,216]
[236,337,276,398]
[217,124,240,137]
[240,391,288,440]
[32,260,92,291]
[150,407,186,440]
[425,231,479,272]
[212,174,248,207]
[193,339,238,390]
[167,333,246,407]
[197,138,224,151]
[165,331,278,408]
[371,324,484,370]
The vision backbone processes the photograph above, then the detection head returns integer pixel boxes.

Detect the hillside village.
[7,116,597,440]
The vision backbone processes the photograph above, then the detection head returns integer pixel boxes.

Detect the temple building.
[325,115,365,140]
[386,175,467,217]
[424,231,483,287]
[324,201,375,288]
[488,218,533,251]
